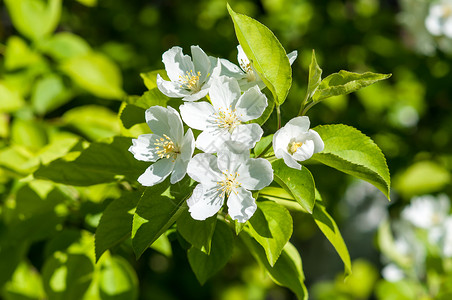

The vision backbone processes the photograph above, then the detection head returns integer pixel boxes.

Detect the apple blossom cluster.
[129,45,324,222]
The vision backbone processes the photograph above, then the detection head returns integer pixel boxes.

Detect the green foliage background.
[1,0,451,299]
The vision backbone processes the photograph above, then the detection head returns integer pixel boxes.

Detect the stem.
[276,105,281,129]
[300,101,316,116]
[297,92,310,116]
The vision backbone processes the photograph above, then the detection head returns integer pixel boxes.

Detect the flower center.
[288,141,303,155]
[443,4,452,17]
[217,171,241,196]
[154,134,180,160]
[239,59,256,82]
[179,70,202,92]
[214,107,241,133]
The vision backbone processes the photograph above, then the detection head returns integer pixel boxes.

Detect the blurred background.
[1,0,452,299]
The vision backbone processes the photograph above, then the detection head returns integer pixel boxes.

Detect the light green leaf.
[312,200,352,277]
[149,234,172,257]
[0,82,25,113]
[62,105,120,140]
[75,0,97,7]
[31,73,71,115]
[241,233,308,300]
[11,118,47,151]
[259,187,308,213]
[313,70,391,102]
[177,211,217,254]
[4,36,42,70]
[40,32,91,60]
[311,124,391,199]
[247,200,293,266]
[4,0,62,41]
[98,256,138,300]
[306,49,322,100]
[0,242,29,289]
[187,220,234,285]
[34,136,148,186]
[2,260,45,300]
[61,52,124,99]
[131,178,194,258]
[253,134,273,157]
[227,4,292,105]
[271,159,316,213]
[140,70,169,90]
[95,191,141,262]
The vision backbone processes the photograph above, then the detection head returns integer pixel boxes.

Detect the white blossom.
[129,106,195,186]
[157,45,221,101]
[273,116,324,170]
[401,194,450,229]
[186,143,273,222]
[219,45,298,91]
[180,76,267,153]
[425,1,452,38]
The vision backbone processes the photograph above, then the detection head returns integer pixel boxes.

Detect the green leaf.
[4,0,62,41]
[241,233,307,300]
[140,70,169,90]
[247,200,293,266]
[61,52,124,99]
[131,178,194,258]
[271,159,316,213]
[120,104,146,129]
[259,187,308,213]
[311,124,391,199]
[2,260,46,300]
[95,191,141,262]
[312,200,352,277]
[40,32,91,60]
[34,136,148,186]
[177,211,217,254]
[0,82,25,113]
[227,4,292,105]
[187,220,234,285]
[31,73,71,115]
[253,134,273,157]
[313,70,391,102]
[11,118,47,151]
[305,49,322,100]
[4,36,42,70]
[98,256,138,300]
[253,92,275,126]
[149,234,172,257]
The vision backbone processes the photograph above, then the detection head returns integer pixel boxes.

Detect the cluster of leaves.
[0,1,393,299]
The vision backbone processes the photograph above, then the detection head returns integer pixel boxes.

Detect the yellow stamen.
[179,70,202,92]
[288,141,303,155]
[154,134,180,160]
[217,172,241,196]
[214,106,241,133]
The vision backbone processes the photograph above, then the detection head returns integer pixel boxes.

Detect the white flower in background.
[157,46,221,101]
[220,45,298,91]
[401,194,450,229]
[425,1,452,38]
[186,143,273,222]
[273,116,324,170]
[129,106,195,186]
[441,217,452,257]
[180,76,267,153]
[381,264,405,282]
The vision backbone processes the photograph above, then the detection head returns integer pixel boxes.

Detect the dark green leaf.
[227,4,292,105]
[247,200,293,266]
[313,71,391,102]
[254,134,273,157]
[95,191,141,261]
[177,211,217,254]
[311,124,391,199]
[272,160,316,213]
[187,220,234,285]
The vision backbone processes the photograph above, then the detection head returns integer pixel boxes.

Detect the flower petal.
[219,58,244,79]
[308,129,324,153]
[273,127,291,159]
[180,128,195,162]
[230,123,263,149]
[181,88,209,101]
[287,50,298,65]
[191,45,211,81]
[237,158,273,190]
[162,46,194,82]
[237,45,250,71]
[292,139,315,161]
[179,101,215,130]
[196,130,230,153]
[156,74,188,98]
[129,134,161,162]
[216,143,249,173]
[209,76,241,111]
[187,153,222,184]
[145,106,184,142]
[188,184,224,221]
[138,158,175,186]
[235,85,268,121]
[170,156,188,184]
[227,187,257,223]
[285,116,311,135]
[281,151,302,170]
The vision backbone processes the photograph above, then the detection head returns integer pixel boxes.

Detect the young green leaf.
[253,134,273,157]
[140,70,169,90]
[247,200,293,266]
[95,190,141,262]
[241,233,308,300]
[177,211,217,254]
[313,200,352,278]
[272,160,316,213]
[305,49,322,101]
[34,137,149,186]
[313,71,391,102]
[310,124,391,199]
[131,178,194,258]
[227,4,292,105]
[187,220,234,285]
